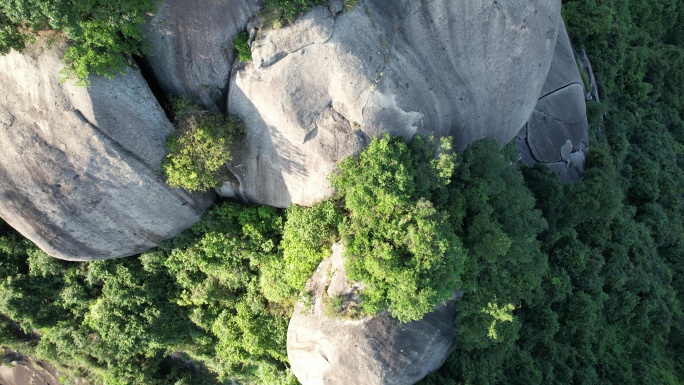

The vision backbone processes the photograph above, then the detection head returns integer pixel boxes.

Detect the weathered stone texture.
[0,38,212,261]
[228,0,561,207]
[142,0,264,111]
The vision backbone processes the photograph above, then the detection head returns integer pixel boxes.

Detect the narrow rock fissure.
[133,55,175,118]
[291,12,337,55]
[532,107,575,125]
[520,136,542,163]
[537,81,583,101]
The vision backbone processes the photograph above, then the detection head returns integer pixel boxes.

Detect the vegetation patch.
[162,97,242,193]
[233,31,252,63]
[261,0,327,29]
[0,0,157,84]
[321,292,365,320]
[331,134,463,322]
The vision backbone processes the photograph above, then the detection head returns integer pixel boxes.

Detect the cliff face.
[517,19,590,182]
[227,0,562,206]
[0,38,212,261]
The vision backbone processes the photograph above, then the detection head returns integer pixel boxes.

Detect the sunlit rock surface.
[228,0,561,206]
[0,38,212,261]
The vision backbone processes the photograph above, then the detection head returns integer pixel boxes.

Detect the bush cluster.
[233,31,252,63]
[162,97,242,192]
[261,0,326,29]
[0,0,156,84]
[331,134,464,322]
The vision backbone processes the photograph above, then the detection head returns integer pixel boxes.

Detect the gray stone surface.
[142,0,264,111]
[547,149,586,183]
[0,350,61,385]
[228,0,561,207]
[539,19,583,97]
[287,244,457,385]
[518,17,588,181]
[526,83,588,163]
[579,49,600,102]
[0,38,212,261]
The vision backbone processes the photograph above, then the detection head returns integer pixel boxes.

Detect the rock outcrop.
[0,349,61,385]
[516,19,589,182]
[142,0,264,112]
[227,0,562,207]
[0,37,212,261]
[287,244,457,385]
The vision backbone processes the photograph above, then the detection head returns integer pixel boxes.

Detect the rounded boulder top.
[0,37,213,261]
[228,0,562,207]
[287,244,458,385]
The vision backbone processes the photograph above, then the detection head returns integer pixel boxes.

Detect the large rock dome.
[227,0,562,207]
[0,38,212,261]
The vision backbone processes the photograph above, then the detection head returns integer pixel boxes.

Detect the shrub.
[233,31,251,62]
[162,97,242,192]
[261,201,341,304]
[261,0,326,29]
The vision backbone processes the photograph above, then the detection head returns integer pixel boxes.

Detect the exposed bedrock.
[228,0,562,207]
[0,349,61,385]
[142,0,264,112]
[0,38,212,261]
[516,18,589,182]
[287,244,457,385]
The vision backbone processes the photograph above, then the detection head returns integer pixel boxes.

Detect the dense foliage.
[162,97,242,192]
[0,202,322,384]
[1,1,682,384]
[0,0,156,83]
[419,0,684,383]
[331,134,464,322]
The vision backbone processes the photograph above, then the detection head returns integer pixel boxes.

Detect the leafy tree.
[261,200,341,304]
[162,97,242,192]
[331,134,463,322]
[160,202,296,383]
[0,0,156,83]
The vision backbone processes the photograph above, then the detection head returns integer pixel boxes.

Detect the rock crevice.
[516,17,589,182]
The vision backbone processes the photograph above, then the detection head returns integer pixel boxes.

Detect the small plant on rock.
[261,0,327,29]
[162,97,242,192]
[343,0,359,12]
[233,31,251,62]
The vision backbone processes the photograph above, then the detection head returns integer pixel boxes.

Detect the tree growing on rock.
[331,134,464,322]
